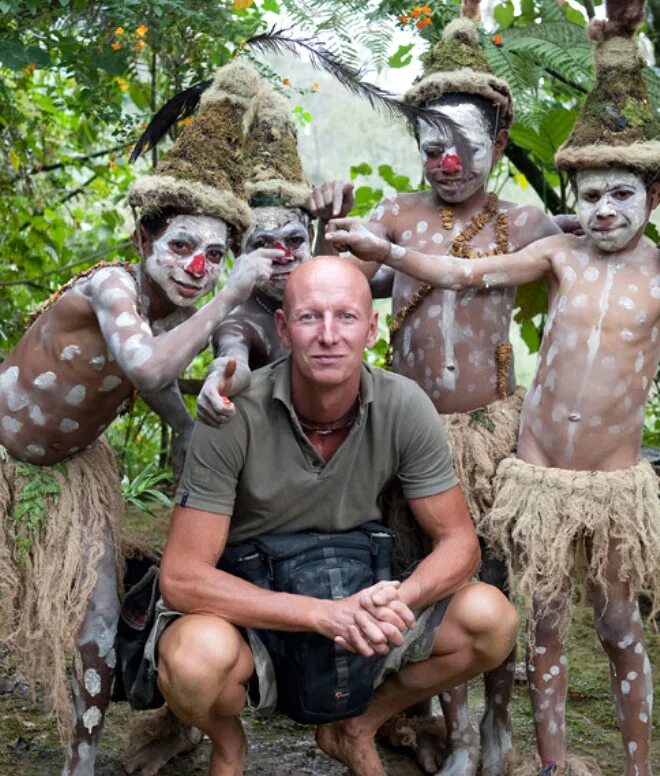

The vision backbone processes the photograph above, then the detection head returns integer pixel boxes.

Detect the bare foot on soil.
[316,720,386,776]
[435,724,479,776]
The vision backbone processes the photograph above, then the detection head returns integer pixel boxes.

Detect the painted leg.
[62,540,120,776]
[527,593,570,773]
[479,549,515,776]
[437,684,479,776]
[316,582,519,776]
[479,646,516,776]
[591,543,652,776]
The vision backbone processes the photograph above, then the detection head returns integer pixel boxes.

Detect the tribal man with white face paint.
[311,5,560,775]
[327,4,660,772]
[0,59,278,776]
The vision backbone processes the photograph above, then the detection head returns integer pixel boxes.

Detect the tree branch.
[505,142,566,215]
[19,142,131,178]
[0,240,133,287]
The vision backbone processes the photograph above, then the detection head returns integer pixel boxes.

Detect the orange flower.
[492,33,503,46]
[111,41,121,51]
[233,0,254,8]
[109,161,118,170]
[22,63,36,75]
[115,76,129,91]
[134,40,145,52]
[282,77,290,86]
[135,24,148,38]
[410,7,422,18]
[420,5,432,14]
[311,81,320,90]
[398,14,410,23]
[416,17,432,28]
[182,117,193,126]
[115,26,125,36]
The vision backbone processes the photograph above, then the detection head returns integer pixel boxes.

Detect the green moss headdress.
[404,0,514,131]
[128,60,259,234]
[555,0,659,174]
[243,84,312,211]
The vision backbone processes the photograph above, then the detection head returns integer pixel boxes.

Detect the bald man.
[154,257,518,776]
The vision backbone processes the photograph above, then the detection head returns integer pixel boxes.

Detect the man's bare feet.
[479,705,513,776]
[316,720,386,776]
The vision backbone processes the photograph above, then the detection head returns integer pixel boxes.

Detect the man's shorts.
[145,594,453,716]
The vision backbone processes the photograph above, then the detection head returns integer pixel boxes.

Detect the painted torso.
[0,266,188,465]
[375,190,550,414]
[214,294,288,370]
[519,234,660,471]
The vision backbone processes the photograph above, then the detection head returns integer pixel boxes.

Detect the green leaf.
[494,1,514,29]
[388,43,413,69]
[562,3,586,26]
[645,222,660,244]
[519,320,540,354]
[261,0,279,10]
[350,162,372,179]
[129,81,151,111]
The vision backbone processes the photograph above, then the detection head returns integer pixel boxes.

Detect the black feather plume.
[130,79,212,163]
[244,26,450,131]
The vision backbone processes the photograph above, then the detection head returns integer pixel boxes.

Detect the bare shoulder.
[82,264,138,301]
[502,201,560,250]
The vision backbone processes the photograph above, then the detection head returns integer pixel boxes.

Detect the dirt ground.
[1,506,658,775]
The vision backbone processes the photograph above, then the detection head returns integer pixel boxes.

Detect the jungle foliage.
[0,0,658,479]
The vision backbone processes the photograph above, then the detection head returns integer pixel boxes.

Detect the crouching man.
[153,257,519,776]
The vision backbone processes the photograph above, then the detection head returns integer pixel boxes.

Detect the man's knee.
[158,615,252,704]
[451,582,519,666]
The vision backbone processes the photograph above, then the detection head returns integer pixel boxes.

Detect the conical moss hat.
[404,5,514,130]
[128,60,260,234]
[555,6,660,173]
[243,84,312,211]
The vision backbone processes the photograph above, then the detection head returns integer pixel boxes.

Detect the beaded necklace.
[386,192,510,368]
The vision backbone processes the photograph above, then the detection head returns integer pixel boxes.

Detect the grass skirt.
[442,387,525,534]
[485,457,660,638]
[0,438,124,739]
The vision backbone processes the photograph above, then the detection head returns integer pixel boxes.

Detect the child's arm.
[326,217,555,289]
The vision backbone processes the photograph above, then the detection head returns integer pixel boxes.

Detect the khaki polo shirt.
[177,357,457,544]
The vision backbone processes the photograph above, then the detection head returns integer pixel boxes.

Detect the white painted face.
[143,214,229,306]
[576,169,649,253]
[418,100,495,203]
[245,206,312,301]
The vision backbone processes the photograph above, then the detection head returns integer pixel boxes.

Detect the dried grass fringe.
[485,457,660,639]
[0,438,124,740]
[442,387,525,535]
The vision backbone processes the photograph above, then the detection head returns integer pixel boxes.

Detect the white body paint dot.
[60,344,81,361]
[99,375,122,393]
[66,385,86,406]
[82,706,102,734]
[59,418,79,433]
[2,416,21,434]
[84,668,102,697]
[26,444,46,457]
[34,371,57,389]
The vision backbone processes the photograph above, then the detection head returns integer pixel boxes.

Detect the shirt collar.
[272,355,375,411]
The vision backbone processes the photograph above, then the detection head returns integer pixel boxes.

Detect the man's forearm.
[160,556,324,632]
[397,530,480,611]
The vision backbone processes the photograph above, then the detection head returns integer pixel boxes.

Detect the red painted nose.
[273,241,293,263]
[185,252,206,277]
[440,153,462,173]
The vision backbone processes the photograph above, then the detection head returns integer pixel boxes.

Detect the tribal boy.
[311,3,559,773]
[196,80,314,426]
[0,60,278,776]
[326,3,660,773]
